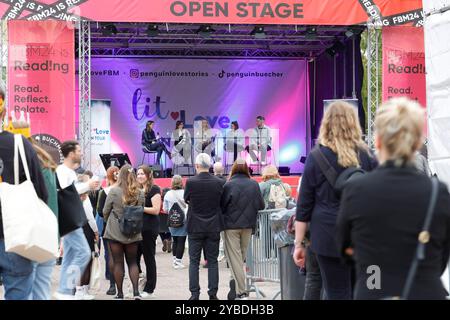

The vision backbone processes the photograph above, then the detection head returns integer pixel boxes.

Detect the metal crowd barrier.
[245,209,282,300]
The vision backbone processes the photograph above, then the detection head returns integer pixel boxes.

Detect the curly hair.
[318,101,367,168]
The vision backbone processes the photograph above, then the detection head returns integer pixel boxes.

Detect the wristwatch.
[294,240,305,248]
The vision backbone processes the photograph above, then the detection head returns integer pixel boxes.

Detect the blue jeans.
[57,228,91,295]
[0,239,34,300]
[30,259,56,300]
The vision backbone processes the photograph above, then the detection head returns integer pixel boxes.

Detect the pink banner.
[382,26,426,107]
[8,20,75,149]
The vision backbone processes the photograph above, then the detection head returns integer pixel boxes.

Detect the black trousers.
[316,254,352,300]
[172,236,187,260]
[142,229,159,294]
[188,232,220,297]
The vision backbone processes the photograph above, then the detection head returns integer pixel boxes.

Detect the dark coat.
[221,174,265,230]
[184,172,225,233]
[296,144,377,257]
[337,161,450,300]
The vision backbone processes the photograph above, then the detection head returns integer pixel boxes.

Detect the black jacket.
[142,129,156,145]
[337,161,450,299]
[221,174,265,230]
[296,145,377,257]
[184,172,225,233]
[0,132,48,239]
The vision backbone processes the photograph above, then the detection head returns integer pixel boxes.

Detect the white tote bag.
[0,134,59,263]
[89,251,102,291]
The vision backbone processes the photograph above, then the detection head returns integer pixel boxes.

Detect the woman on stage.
[141,120,171,165]
[225,121,244,162]
[171,120,192,165]
[194,119,216,161]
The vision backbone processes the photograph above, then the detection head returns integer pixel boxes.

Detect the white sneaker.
[174,259,185,269]
[140,291,156,299]
[75,286,95,300]
[83,285,96,300]
[54,292,75,300]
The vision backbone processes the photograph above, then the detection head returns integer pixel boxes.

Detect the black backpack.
[117,205,144,237]
[167,202,185,228]
[310,146,367,198]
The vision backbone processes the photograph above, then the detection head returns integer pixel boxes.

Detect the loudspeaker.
[150,165,164,178]
[278,166,290,176]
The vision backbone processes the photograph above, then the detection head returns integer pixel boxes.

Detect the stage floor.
[155,175,301,199]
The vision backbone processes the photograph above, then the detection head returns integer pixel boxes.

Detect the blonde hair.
[375,97,424,165]
[262,165,280,182]
[171,175,184,190]
[318,101,367,168]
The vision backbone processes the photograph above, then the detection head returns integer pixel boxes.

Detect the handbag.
[116,205,144,237]
[89,243,102,291]
[56,174,87,237]
[387,177,440,300]
[0,134,59,263]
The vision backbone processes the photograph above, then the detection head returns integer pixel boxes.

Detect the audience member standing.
[163,175,188,269]
[293,101,377,300]
[103,165,145,300]
[184,153,225,300]
[137,165,161,298]
[337,98,450,300]
[221,159,265,300]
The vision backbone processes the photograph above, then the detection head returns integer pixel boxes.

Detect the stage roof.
[87,23,363,58]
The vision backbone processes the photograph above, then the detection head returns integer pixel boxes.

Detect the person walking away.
[55,140,99,300]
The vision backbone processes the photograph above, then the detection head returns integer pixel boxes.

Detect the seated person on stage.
[141,120,171,164]
[171,120,192,165]
[194,119,217,161]
[224,121,245,162]
[245,116,272,164]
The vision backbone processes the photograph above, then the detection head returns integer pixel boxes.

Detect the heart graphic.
[170,112,180,120]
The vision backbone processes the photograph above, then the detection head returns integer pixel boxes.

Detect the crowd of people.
[1,91,450,300]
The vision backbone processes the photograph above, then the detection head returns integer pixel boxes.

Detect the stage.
[154,175,301,199]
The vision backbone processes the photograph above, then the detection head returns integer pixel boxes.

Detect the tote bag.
[0,134,59,263]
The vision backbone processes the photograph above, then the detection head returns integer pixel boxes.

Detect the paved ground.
[1,238,280,300]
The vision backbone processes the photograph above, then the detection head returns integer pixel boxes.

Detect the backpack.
[167,192,186,228]
[310,146,367,198]
[118,205,144,237]
[268,184,288,209]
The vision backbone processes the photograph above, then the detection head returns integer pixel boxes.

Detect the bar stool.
[141,146,158,166]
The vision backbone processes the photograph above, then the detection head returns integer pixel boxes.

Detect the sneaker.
[75,286,95,300]
[140,291,156,299]
[209,294,219,300]
[83,285,95,300]
[227,279,236,300]
[236,293,249,300]
[174,261,185,269]
[54,292,75,300]
[188,295,200,301]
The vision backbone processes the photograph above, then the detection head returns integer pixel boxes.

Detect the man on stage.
[246,116,272,165]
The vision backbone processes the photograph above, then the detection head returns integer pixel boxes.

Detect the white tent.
[424,0,450,294]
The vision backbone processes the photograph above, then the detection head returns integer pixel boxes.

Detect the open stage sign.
[8,20,75,145]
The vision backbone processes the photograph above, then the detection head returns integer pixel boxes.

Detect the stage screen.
[90,58,308,173]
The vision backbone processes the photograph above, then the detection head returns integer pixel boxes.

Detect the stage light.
[305,26,317,40]
[280,144,301,163]
[251,26,266,39]
[100,23,118,36]
[147,24,159,37]
[197,24,215,37]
